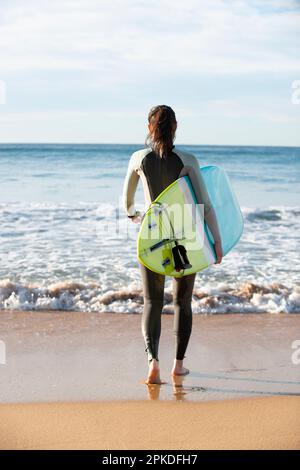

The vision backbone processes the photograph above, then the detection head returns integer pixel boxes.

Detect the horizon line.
[0,142,299,149]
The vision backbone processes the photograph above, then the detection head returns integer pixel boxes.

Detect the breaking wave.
[0,279,299,314]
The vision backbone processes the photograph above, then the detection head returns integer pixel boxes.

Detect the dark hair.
[145,105,177,158]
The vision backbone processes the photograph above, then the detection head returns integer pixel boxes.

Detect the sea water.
[0,143,299,314]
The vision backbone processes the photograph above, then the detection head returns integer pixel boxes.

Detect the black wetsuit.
[122,145,220,364]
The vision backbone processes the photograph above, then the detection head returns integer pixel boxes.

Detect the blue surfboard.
[197,165,244,257]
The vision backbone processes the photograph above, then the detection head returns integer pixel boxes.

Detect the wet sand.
[0,311,299,449]
[0,311,299,402]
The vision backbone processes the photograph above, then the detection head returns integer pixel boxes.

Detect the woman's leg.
[139,262,165,365]
[172,273,196,372]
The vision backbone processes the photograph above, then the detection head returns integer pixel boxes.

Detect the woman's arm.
[122,152,140,217]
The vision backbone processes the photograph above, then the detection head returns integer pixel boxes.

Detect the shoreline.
[2,308,300,314]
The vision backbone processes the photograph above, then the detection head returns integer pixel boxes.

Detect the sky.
[0,0,299,146]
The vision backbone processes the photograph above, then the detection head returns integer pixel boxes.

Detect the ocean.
[0,143,299,314]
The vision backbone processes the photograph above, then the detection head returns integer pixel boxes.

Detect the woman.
[122,105,222,385]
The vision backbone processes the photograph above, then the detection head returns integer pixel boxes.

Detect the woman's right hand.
[130,211,142,223]
[214,240,223,264]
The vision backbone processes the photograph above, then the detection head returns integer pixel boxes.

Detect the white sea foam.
[0,278,299,314]
[0,202,299,313]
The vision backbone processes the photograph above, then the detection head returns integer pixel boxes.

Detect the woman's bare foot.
[145,359,162,384]
[171,359,190,376]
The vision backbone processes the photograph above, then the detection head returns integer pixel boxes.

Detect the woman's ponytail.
[145,105,177,158]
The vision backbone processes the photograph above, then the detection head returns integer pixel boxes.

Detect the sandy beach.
[0,311,299,449]
[0,396,299,450]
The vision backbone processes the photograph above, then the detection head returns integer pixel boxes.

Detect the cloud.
[0,109,146,122]
[0,80,7,104]
[0,0,299,80]
[161,97,299,124]
[0,1,299,145]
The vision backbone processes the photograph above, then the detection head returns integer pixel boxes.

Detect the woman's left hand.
[214,240,223,264]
